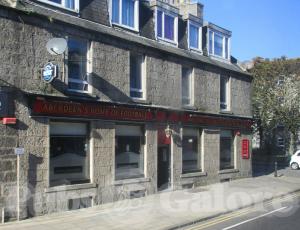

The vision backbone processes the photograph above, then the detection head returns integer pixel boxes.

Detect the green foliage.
[250,57,300,153]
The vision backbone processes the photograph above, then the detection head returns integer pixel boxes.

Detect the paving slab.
[1,174,300,230]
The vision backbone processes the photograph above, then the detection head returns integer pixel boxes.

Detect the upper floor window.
[111,0,139,31]
[67,38,91,93]
[182,67,193,106]
[188,22,201,51]
[156,9,178,44]
[130,54,146,99]
[37,0,79,12]
[220,75,230,111]
[209,30,230,59]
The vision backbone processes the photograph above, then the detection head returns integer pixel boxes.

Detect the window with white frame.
[182,67,193,106]
[208,30,230,59]
[50,122,90,187]
[111,0,139,30]
[156,9,178,43]
[220,130,235,170]
[182,128,202,173]
[220,75,230,111]
[188,22,201,51]
[37,0,79,11]
[130,54,146,99]
[115,125,145,180]
[67,38,91,93]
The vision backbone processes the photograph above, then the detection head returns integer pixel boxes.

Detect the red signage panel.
[242,139,250,159]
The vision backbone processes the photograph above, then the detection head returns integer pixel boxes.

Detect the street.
[184,191,300,230]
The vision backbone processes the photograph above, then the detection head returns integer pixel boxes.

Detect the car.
[290,150,300,170]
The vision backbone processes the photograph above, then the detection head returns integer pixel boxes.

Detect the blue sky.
[199,0,300,61]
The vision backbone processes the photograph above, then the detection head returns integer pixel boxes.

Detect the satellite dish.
[46,38,67,55]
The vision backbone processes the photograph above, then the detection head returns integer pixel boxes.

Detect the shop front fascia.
[26,94,252,210]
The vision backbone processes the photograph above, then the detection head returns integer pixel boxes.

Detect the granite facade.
[0,1,252,220]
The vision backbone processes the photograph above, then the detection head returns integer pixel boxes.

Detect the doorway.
[157,146,171,191]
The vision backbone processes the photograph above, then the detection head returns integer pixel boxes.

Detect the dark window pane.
[220,76,228,110]
[182,67,191,105]
[112,0,120,23]
[182,135,199,173]
[115,135,144,180]
[225,37,229,59]
[209,31,213,54]
[68,39,88,91]
[214,33,223,56]
[220,131,234,170]
[122,0,135,27]
[50,133,90,186]
[164,14,174,40]
[189,24,199,49]
[49,0,61,4]
[157,10,162,37]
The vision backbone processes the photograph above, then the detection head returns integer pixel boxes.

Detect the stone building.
[0,0,252,220]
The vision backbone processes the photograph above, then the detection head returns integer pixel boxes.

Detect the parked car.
[290,150,300,170]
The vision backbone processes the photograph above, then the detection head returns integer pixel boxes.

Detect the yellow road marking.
[186,191,300,230]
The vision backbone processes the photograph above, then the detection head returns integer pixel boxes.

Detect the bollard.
[274,161,278,177]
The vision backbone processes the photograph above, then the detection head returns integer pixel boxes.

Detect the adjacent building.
[0,0,252,220]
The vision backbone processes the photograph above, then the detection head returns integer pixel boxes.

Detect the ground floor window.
[115,125,144,180]
[220,130,235,170]
[50,122,90,187]
[182,128,201,173]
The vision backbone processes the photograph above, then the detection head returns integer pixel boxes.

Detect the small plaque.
[14,148,25,155]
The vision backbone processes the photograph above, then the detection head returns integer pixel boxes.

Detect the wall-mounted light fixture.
[165,125,173,138]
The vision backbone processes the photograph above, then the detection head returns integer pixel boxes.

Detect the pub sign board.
[31,98,253,129]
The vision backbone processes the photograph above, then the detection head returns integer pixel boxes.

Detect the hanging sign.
[42,62,57,83]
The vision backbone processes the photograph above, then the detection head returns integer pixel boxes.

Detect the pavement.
[1,168,300,230]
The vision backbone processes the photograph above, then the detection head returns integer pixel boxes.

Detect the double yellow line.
[186,191,300,230]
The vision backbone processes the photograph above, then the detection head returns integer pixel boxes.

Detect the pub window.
[115,125,144,180]
[220,130,235,170]
[130,54,146,99]
[67,38,91,93]
[50,122,90,187]
[182,128,201,173]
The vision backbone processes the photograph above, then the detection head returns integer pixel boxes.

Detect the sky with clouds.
[199,0,300,61]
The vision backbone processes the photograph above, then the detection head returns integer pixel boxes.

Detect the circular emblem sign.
[42,62,57,83]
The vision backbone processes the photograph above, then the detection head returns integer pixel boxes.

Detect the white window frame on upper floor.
[208,29,231,60]
[155,7,178,46]
[66,37,92,94]
[37,0,80,12]
[182,67,194,106]
[188,20,202,52]
[130,54,147,100]
[220,75,231,111]
[110,0,139,32]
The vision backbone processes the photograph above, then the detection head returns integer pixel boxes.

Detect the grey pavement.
[1,171,300,230]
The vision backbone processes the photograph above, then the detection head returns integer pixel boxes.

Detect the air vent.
[68,197,92,210]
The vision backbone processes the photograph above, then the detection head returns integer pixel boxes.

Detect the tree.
[250,57,300,155]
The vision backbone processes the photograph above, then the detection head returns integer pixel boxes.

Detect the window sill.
[131,98,151,105]
[218,169,239,175]
[189,47,203,54]
[157,37,178,46]
[182,105,197,111]
[112,23,139,33]
[181,171,207,178]
[220,110,233,115]
[37,0,79,13]
[65,90,97,99]
[45,183,97,193]
[114,177,150,186]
